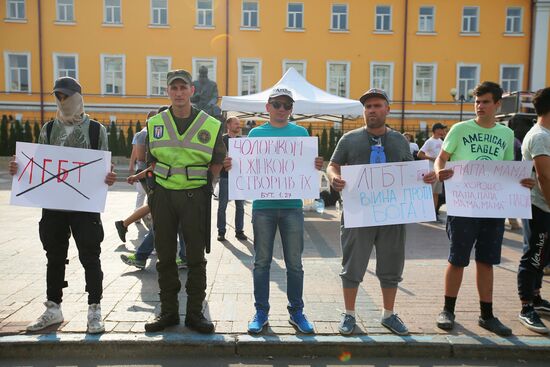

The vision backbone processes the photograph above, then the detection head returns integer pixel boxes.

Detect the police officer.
[144,69,225,333]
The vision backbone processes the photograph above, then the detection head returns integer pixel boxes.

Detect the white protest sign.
[445,160,533,219]
[10,142,111,213]
[228,136,319,200]
[341,160,435,228]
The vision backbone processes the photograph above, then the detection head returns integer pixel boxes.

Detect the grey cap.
[53,77,81,96]
[166,69,192,86]
[359,88,389,105]
[268,87,294,102]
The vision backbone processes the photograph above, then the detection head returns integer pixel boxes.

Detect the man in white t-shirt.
[418,122,446,220]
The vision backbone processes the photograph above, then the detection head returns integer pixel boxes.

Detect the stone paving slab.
[0,169,549,358]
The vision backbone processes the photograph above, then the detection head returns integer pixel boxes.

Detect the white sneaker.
[87,303,105,334]
[26,301,64,331]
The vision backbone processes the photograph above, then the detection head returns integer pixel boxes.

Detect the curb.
[1,333,549,360]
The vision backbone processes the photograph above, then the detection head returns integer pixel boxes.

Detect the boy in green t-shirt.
[434,81,533,336]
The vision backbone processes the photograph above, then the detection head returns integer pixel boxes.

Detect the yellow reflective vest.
[147,109,221,190]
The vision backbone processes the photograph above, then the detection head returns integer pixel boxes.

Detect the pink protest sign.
[10,142,111,213]
[445,160,533,219]
[228,137,319,200]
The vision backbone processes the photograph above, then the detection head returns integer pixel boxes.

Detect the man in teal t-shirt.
[224,88,323,334]
[434,81,532,336]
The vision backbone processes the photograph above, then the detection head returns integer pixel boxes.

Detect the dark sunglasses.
[270,101,293,111]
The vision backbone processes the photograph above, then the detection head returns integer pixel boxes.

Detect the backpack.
[45,119,101,150]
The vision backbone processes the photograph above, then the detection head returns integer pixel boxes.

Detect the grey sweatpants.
[340,223,406,289]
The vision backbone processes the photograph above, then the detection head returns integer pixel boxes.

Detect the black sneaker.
[144,313,179,332]
[519,306,549,334]
[236,231,248,241]
[115,220,127,242]
[436,310,455,330]
[478,316,512,337]
[185,313,215,334]
[217,234,226,242]
[533,298,550,315]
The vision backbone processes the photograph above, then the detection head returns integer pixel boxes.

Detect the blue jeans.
[135,228,186,261]
[217,177,245,235]
[252,208,305,314]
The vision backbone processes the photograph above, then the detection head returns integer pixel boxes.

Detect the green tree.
[126,123,134,157]
[118,128,127,157]
[14,120,24,143]
[320,128,328,160]
[23,121,33,142]
[328,127,337,159]
[307,124,313,137]
[7,120,16,155]
[0,115,8,155]
[108,122,118,155]
[33,121,41,143]
[135,120,142,133]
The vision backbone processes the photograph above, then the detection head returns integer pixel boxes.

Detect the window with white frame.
[331,4,348,31]
[151,0,168,25]
[148,57,170,96]
[7,0,25,19]
[56,0,74,22]
[287,3,303,29]
[104,0,121,24]
[54,54,77,79]
[418,6,434,32]
[500,65,522,92]
[283,60,306,77]
[197,0,213,27]
[192,58,216,82]
[5,53,30,92]
[371,63,393,99]
[375,5,391,31]
[102,55,124,95]
[505,7,522,33]
[327,62,349,98]
[457,65,479,100]
[242,1,259,28]
[238,59,261,95]
[413,64,436,102]
[462,7,479,33]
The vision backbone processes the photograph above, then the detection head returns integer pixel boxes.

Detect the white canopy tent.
[220,68,363,125]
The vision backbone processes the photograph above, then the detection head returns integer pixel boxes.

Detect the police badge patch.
[154,125,164,139]
[197,129,211,144]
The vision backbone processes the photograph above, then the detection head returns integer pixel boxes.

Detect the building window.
[370,62,393,99]
[5,52,30,92]
[457,64,479,100]
[197,0,213,27]
[148,57,170,96]
[500,65,523,92]
[192,58,216,82]
[418,6,434,32]
[242,0,259,28]
[238,59,261,95]
[54,54,77,79]
[413,64,436,102]
[283,60,306,77]
[56,0,74,22]
[331,4,348,31]
[462,6,479,33]
[104,0,121,24]
[151,0,168,25]
[375,5,391,32]
[101,55,124,95]
[327,62,350,98]
[7,0,25,19]
[287,3,303,29]
[505,7,522,33]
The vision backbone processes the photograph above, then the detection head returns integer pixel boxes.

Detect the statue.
[191,66,222,119]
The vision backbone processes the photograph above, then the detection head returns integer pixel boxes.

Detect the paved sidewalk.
[1,170,549,358]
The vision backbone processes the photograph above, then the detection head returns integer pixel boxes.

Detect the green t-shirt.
[248,122,309,210]
[442,119,514,161]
